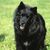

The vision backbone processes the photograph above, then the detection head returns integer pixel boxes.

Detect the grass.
[0,0,50,50]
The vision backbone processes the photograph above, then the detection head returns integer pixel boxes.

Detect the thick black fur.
[14,2,47,50]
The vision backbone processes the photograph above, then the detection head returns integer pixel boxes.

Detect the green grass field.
[0,0,50,50]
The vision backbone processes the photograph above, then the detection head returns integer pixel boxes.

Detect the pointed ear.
[30,7,37,14]
[18,1,25,11]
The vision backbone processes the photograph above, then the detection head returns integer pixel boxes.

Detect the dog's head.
[16,2,37,31]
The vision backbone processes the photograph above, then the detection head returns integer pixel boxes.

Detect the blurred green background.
[0,0,50,50]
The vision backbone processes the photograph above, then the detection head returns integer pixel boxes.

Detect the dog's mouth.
[20,24,25,30]
[20,26,25,30]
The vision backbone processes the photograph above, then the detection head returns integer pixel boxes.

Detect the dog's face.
[19,9,33,30]
[17,2,37,31]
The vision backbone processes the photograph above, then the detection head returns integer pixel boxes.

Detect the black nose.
[22,23,24,25]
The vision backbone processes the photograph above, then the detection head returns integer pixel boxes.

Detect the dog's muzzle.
[20,23,25,30]
[20,26,25,30]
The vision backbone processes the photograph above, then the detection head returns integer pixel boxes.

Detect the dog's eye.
[22,14,27,16]
[30,13,33,16]
[22,14,25,16]
[16,13,20,16]
[22,14,24,16]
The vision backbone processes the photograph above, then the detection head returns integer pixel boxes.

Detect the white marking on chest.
[24,41,30,46]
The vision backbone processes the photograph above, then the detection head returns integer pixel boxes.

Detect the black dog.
[14,2,47,50]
